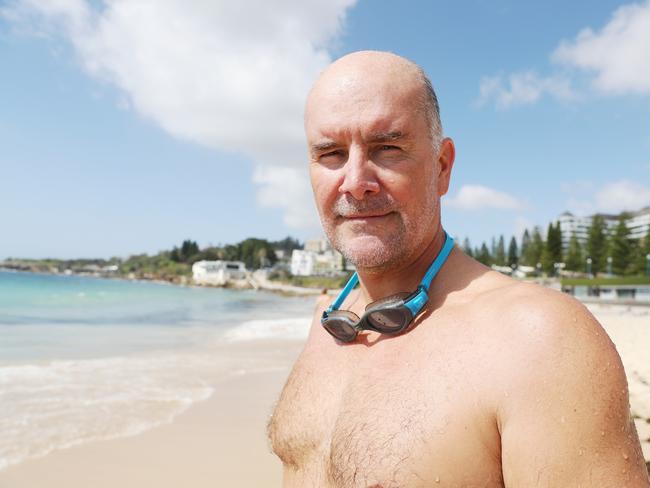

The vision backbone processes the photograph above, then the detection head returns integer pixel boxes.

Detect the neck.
[355,227,448,302]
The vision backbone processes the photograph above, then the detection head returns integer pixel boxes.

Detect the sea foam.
[0,354,215,471]
[223,317,312,341]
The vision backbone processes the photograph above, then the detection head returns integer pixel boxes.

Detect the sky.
[1,0,650,259]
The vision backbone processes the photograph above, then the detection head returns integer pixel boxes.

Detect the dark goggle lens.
[323,319,357,342]
[322,310,360,342]
[366,308,410,332]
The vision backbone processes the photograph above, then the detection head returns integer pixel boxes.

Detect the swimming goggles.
[321,232,454,343]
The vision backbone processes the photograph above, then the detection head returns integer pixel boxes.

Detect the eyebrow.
[310,131,409,154]
[366,131,408,143]
[310,141,338,153]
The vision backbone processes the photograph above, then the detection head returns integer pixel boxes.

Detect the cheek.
[310,167,339,214]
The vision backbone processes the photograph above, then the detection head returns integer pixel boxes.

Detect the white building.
[192,260,247,286]
[304,237,330,253]
[290,249,344,276]
[291,250,316,276]
[628,207,650,240]
[558,207,650,250]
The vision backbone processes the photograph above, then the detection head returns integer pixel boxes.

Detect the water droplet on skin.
[622,452,629,460]
[578,448,584,456]
[601,430,606,436]
[435,477,440,483]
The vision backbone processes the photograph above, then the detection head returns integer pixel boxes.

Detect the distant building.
[290,246,344,277]
[627,207,650,240]
[304,237,330,253]
[558,207,650,250]
[192,260,247,286]
[291,250,316,276]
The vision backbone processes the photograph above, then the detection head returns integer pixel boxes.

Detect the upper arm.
[498,295,649,487]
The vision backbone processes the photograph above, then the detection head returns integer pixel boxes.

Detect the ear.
[436,138,455,196]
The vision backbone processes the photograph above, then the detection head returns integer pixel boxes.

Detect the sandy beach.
[0,302,648,487]
[0,339,304,488]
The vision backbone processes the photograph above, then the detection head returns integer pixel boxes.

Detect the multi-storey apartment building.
[558,207,650,250]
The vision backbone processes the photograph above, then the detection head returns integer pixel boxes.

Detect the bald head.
[306,51,442,149]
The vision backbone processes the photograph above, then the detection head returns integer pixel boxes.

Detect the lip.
[342,211,393,221]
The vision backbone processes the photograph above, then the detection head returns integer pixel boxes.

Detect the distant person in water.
[268,51,649,487]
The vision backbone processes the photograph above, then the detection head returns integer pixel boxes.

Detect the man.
[268,51,648,487]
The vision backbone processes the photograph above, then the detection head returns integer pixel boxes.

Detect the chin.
[338,234,404,270]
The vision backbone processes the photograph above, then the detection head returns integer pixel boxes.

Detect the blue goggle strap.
[326,231,454,315]
[326,271,359,314]
[419,232,454,292]
[404,232,454,318]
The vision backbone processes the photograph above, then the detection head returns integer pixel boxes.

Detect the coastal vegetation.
[1,237,302,284]
[463,215,650,280]
[3,217,649,288]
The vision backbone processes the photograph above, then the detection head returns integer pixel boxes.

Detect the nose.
[338,147,380,200]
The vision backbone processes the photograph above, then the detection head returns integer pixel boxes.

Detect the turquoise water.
[0,270,313,471]
[0,270,312,361]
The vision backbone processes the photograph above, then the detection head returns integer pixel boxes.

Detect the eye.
[379,145,400,151]
[319,150,346,165]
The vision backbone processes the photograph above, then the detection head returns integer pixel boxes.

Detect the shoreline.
[0,266,332,297]
[0,364,298,487]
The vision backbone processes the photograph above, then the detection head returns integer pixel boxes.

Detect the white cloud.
[563,179,650,215]
[477,71,575,109]
[252,165,320,229]
[595,180,650,212]
[478,1,650,108]
[553,1,650,94]
[1,0,357,228]
[445,184,523,210]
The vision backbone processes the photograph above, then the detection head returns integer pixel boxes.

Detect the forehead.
[305,71,425,142]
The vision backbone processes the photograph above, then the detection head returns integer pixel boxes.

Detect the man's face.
[305,68,453,270]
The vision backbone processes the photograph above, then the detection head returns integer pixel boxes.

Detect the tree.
[520,229,531,265]
[525,227,544,268]
[221,244,240,261]
[180,239,200,262]
[507,236,518,267]
[564,232,583,272]
[462,238,473,257]
[170,247,181,262]
[271,236,302,253]
[586,215,607,275]
[476,242,491,266]
[238,238,278,269]
[610,217,632,276]
[494,235,506,266]
[546,222,562,263]
[542,221,563,274]
[631,226,650,275]
[170,240,199,263]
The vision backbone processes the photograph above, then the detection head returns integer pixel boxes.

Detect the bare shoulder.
[470,274,613,355]
[469,277,649,485]
[474,277,624,415]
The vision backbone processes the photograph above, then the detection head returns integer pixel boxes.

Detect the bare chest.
[269,335,504,487]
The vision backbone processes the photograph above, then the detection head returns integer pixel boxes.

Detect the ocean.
[0,270,313,471]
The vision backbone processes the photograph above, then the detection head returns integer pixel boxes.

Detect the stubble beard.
[321,194,436,272]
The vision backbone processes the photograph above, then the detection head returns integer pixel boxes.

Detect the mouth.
[340,211,394,222]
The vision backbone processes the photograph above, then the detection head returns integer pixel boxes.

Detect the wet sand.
[0,341,303,488]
